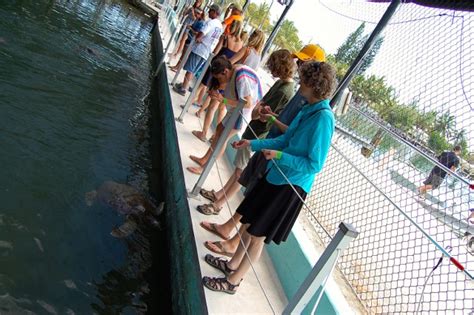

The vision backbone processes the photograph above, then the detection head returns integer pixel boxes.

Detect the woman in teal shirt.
[202,61,336,294]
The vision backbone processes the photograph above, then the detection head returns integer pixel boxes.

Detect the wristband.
[275,151,283,160]
[222,97,228,105]
[268,115,276,124]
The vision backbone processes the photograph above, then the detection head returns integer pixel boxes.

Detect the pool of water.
[0,0,161,313]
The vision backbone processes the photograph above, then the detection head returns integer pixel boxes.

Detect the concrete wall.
[267,234,338,315]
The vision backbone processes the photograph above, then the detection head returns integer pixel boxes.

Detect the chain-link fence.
[304,1,474,314]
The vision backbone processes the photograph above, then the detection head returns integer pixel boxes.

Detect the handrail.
[170,37,196,86]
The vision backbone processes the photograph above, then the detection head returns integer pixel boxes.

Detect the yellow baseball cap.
[293,44,326,62]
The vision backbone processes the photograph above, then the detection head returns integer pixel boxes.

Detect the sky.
[251,0,474,147]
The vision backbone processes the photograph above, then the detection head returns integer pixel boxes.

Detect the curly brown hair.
[298,62,336,100]
[265,49,296,80]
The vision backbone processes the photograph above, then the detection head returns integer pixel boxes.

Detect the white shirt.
[192,18,223,59]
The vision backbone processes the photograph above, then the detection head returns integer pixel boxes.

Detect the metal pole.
[170,38,195,86]
[153,20,183,77]
[242,0,250,12]
[330,0,401,107]
[261,0,294,58]
[188,100,245,197]
[283,222,359,315]
[176,53,214,123]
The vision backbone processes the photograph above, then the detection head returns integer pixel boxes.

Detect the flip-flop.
[200,221,229,240]
[189,155,204,166]
[204,241,234,258]
[192,130,207,142]
[187,166,202,175]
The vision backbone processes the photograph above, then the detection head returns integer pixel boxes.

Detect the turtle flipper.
[85,190,98,206]
[111,219,138,238]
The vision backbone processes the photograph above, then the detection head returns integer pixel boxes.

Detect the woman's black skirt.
[236,177,307,245]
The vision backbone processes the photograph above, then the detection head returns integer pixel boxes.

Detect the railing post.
[170,37,195,86]
[283,222,359,315]
[153,19,183,77]
[188,100,245,197]
[176,53,214,123]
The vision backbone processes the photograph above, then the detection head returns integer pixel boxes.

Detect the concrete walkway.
[165,65,287,313]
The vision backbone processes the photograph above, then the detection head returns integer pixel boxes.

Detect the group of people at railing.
[168,1,337,295]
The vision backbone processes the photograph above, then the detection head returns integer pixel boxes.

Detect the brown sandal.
[197,203,222,215]
[199,188,217,202]
[204,254,235,276]
[202,276,239,295]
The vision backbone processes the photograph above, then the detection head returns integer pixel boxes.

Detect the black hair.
[210,56,232,75]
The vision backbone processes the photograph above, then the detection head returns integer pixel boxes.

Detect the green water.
[0,0,159,313]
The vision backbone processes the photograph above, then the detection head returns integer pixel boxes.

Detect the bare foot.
[192,130,206,142]
[189,155,205,166]
[187,166,203,174]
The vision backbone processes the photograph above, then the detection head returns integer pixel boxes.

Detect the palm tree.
[435,111,456,140]
[273,20,302,51]
[245,2,271,29]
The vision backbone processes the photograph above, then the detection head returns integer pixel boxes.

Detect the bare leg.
[195,92,210,118]
[227,224,251,269]
[216,102,227,125]
[194,84,208,106]
[201,98,221,137]
[171,32,187,57]
[418,184,432,195]
[202,216,244,254]
[227,228,266,285]
[214,168,243,205]
[170,44,189,69]
[175,35,187,56]
[187,123,238,173]
[181,72,193,90]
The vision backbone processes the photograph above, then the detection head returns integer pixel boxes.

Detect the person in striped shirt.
[187,56,262,175]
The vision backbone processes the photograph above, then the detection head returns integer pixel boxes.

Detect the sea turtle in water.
[85,181,164,238]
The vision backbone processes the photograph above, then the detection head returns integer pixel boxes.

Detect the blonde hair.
[240,31,249,43]
[228,20,243,38]
[247,29,265,54]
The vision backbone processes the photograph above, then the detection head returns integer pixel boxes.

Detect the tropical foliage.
[241,0,302,51]
[333,23,470,158]
[334,23,384,74]
[272,19,302,51]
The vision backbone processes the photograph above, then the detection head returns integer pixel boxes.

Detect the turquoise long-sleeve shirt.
[250,99,335,193]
